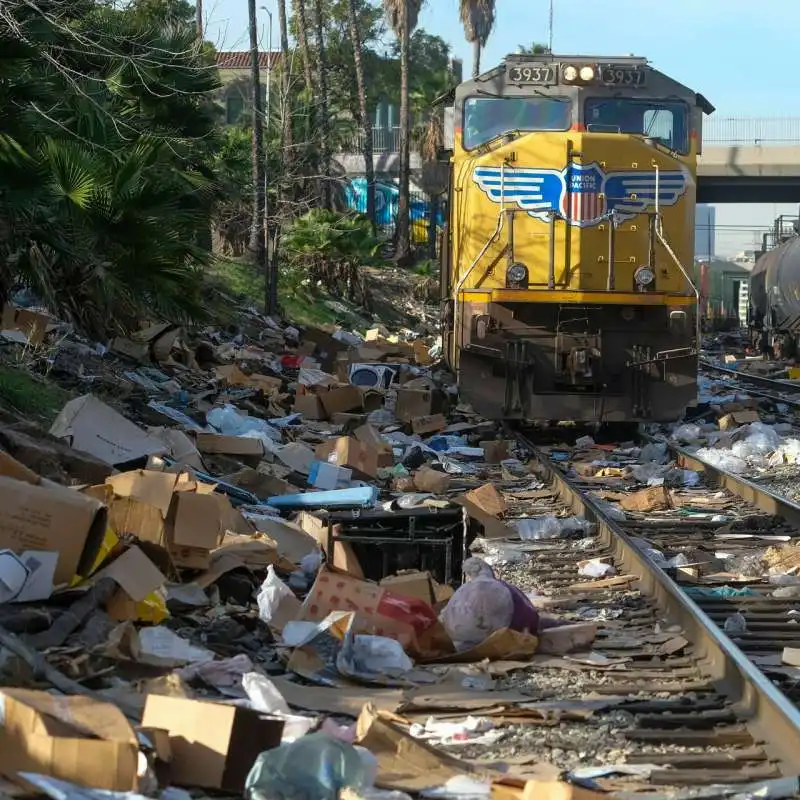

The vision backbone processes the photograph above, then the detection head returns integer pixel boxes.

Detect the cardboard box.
[380,571,435,604]
[0,689,139,791]
[464,484,506,518]
[0,459,107,590]
[216,364,283,395]
[411,414,447,435]
[50,395,167,467]
[1,305,55,346]
[141,695,284,792]
[354,424,394,468]
[293,391,327,420]
[296,511,363,578]
[619,485,672,513]
[300,567,453,659]
[315,436,379,479]
[195,432,264,464]
[719,409,760,431]
[104,470,248,569]
[110,323,180,364]
[396,388,433,422]
[481,440,511,464]
[320,385,363,417]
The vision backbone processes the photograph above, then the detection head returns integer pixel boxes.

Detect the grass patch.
[0,364,72,425]
[207,257,368,329]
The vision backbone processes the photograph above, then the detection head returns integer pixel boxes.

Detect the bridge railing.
[703,117,800,145]
[338,119,800,153]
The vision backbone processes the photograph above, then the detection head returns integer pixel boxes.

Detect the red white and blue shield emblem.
[559,163,606,227]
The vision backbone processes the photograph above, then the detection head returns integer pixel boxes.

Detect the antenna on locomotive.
[548,0,554,53]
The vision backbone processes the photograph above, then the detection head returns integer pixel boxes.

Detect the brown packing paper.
[619,485,672,513]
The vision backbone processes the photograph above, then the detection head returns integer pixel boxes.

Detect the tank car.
[749,236,800,360]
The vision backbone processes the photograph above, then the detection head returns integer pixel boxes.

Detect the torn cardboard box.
[1,305,55,346]
[0,689,139,791]
[315,437,378,479]
[141,695,284,792]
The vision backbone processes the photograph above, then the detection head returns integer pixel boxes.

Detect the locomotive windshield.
[463,96,571,149]
[584,98,689,152]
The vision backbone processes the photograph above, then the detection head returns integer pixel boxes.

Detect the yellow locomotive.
[438,54,713,422]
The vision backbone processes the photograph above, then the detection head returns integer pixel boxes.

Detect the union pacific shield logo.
[560,163,605,226]
[472,161,690,229]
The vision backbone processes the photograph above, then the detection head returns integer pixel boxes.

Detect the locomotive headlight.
[634,266,655,286]
[579,66,595,81]
[563,65,578,82]
[506,262,529,288]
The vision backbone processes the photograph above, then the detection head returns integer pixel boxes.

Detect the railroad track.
[477,429,800,791]
[700,359,800,410]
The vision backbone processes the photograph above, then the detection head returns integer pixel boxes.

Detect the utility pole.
[248,0,266,272]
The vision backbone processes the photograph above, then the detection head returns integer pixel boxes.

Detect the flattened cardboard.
[619,485,671,513]
[411,414,447,435]
[94,545,166,602]
[50,395,166,467]
[0,688,139,791]
[141,695,284,792]
[481,440,511,464]
[216,364,283,394]
[455,495,514,539]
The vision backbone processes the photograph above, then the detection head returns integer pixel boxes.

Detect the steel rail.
[700,359,800,407]
[516,430,800,775]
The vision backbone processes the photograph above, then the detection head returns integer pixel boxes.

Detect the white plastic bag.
[513,515,562,540]
[256,565,296,625]
[672,423,702,443]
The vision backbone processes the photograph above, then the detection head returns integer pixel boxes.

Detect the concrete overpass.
[339,118,800,204]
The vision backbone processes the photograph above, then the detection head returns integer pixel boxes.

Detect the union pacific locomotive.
[438,53,713,422]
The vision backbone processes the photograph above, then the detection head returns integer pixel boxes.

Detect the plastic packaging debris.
[137,627,214,668]
[409,716,497,745]
[574,435,595,448]
[512,514,591,540]
[337,632,414,683]
[578,558,616,579]
[590,497,626,521]
[257,565,297,625]
[672,423,702,443]
[640,441,668,463]
[419,776,493,798]
[695,448,748,474]
[632,462,669,484]
[686,585,756,598]
[178,654,254,692]
[244,732,371,800]
[768,574,800,586]
[723,611,747,635]
[242,673,315,742]
[207,404,281,442]
[300,549,323,576]
[266,486,379,510]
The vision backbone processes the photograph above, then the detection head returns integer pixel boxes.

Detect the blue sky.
[206,0,800,257]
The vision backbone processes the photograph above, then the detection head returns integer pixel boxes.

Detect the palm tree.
[195,0,202,37]
[459,0,495,79]
[247,0,265,265]
[311,0,332,207]
[517,42,549,55]
[346,0,375,229]
[383,0,423,265]
[293,0,317,175]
